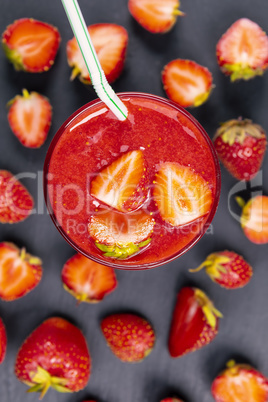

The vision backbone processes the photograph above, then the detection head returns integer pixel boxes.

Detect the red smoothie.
[44,93,220,269]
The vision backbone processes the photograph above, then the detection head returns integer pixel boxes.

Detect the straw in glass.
[61,0,128,121]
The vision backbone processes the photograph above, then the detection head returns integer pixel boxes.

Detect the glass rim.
[43,92,221,270]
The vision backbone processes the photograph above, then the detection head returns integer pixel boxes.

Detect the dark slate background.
[0,1,268,401]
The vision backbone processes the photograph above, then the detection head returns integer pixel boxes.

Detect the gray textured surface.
[0,0,268,401]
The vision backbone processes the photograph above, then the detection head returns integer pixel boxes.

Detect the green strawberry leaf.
[96,238,151,259]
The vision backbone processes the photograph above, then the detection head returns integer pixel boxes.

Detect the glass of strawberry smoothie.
[44,92,220,269]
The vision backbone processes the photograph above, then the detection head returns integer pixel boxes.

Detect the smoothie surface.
[46,94,219,268]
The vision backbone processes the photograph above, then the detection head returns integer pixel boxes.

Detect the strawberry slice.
[101,313,155,362]
[238,195,268,244]
[0,170,34,224]
[190,250,253,289]
[91,150,148,213]
[168,287,222,358]
[128,0,184,34]
[153,163,213,227]
[162,59,213,108]
[88,210,155,259]
[216,18,268,81]
[0,242,42,301]
[7,89,52,148]
[212,360,268,402]
[61,253,117,303]
[67,23,128,84]
[2,18,60,72]
[0,318,7,364]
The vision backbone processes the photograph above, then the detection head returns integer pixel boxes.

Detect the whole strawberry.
[161,398,184,402]
[15,317,91,398]
[216,18,268,81]
[212,360,268,401]
[168,287,222,358]
[238,195,268,244]
[213,119,267,181]
[7,89,52,148]
[190,250,253,289]
[0,317,7,364]
[101,313,155,362]
[2,18,60,72]
[0,242,42,301]
[0,170,34,223]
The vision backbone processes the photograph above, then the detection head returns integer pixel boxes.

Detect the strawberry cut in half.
[0,170,34,224]
[0,242,42,301]
[0,318,7,364]
[101,313,155,362]
[162,59,213,108]
[15,317,91,398]
[213,118,267,181]
[67,23,128,84]
[2,18,60,73]
[91,150,148,213]
[161,398,184,402]
[211,360,268,402]
[190,250,253,289]
[216,18,268,81]
[62,253,117,303]
[7,89,52,148]
[153,163,213,227]
[237,195,268,244]
[128,0,184,34]
[88,209,155,259]
[168,287,222,358]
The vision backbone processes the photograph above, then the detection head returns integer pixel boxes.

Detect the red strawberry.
[161,398,184,402]
[168,287,222,358]
[101,313,155,362]
[91,150,148,213]
[0,242,42,301]
[0,318,7,364]
[213,119,267,181]
[128,0,184,34]
[237,195,268,244]
[211,360,268,402]
[2,18,60,72]
[7,89,52,148]
[190,250,253,289]
[61,253,117,303]
[15,317,91,398]
[0,170,34,223]
[67,23,128,84]
[162,59,213,107]
[153,163,213,226]
[216,18,268,81]
[88,209,155,259]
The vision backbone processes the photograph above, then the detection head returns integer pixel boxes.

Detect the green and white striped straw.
[61,0,128,121]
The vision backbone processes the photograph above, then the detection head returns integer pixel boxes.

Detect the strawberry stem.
[173,9,185,16]
[20,248,26,260]
[28,366,71,399]
[235,196,246,209]
[189,261,209,273]
[22,88,30,99]
[194,288,222,329]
